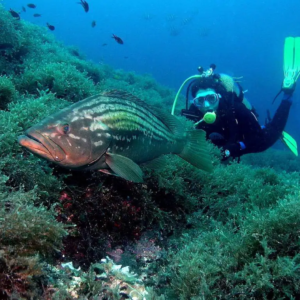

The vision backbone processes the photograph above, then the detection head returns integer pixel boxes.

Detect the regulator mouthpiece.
[203,111,216,124]
[193,111,217,127]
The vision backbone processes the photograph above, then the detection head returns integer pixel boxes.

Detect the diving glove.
[222,143,241,160]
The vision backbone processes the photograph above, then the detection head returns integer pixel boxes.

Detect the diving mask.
[191,89,221,108]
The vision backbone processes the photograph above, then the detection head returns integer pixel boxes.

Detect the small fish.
[78,0,89,12]
[166,14,176,22]
[22,6,26,12]
[181,16,193,26]
[33,13,41,17]
[124,56,129,59]
[102,43,107,46]
[46,23,55,31]
[169,26,180,37]
[70,49,80,57]
[18,91,212,182]
[112,34,124,45]
[27,3,36,8]
[91,20,96,28]
[9,9,20,20]
[0,43,13,50]
[143,13,154,21]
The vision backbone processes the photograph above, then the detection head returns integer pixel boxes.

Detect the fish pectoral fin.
[99,169,118,176]
[142,155,168,170]
[105,152,143,183]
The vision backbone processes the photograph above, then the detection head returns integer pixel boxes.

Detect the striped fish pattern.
[18,91,212,182]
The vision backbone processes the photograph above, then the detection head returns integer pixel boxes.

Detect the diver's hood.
[191,73,243,101]
[195,88,217,98]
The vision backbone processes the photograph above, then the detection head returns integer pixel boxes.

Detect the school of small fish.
[8,1,125,46]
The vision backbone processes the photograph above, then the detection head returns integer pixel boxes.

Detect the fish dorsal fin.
[102,90,152,107]
[151,108,185,137]
[102,90,184,137]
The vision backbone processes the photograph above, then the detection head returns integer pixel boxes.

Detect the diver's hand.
[282,81,296,95]
[209,132,225,147]
[222,143,242,160]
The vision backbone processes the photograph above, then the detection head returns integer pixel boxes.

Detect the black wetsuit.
[182,98,292,158]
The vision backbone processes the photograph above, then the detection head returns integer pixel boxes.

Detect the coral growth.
[50,257,164,299]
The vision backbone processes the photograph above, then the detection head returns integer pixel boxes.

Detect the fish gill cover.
[1,2,300,300]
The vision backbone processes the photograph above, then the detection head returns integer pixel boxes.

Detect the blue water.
[5,0,300,140]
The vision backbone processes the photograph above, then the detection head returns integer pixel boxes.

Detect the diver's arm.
[224,92,294,159]
[181,104,203,122]
[223,104,263,158]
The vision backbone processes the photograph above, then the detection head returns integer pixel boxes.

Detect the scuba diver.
[172,37,300,160]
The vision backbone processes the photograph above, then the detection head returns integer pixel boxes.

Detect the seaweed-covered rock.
[0,188,68,259]
[0,188,68,299]
[0,76,17,109]
[17,62,97,101]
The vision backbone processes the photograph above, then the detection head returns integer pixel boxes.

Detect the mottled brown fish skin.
[18,92,186,171]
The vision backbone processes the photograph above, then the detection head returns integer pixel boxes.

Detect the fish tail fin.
[178,129,213,172]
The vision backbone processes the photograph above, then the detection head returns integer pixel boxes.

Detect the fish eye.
[62,124,69,134]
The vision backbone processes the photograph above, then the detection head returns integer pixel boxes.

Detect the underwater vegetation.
[1,3,300,299]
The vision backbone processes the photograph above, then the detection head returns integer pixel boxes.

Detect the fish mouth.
[18,131,66,162]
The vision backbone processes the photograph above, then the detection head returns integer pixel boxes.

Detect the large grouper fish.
[18,90,213,182]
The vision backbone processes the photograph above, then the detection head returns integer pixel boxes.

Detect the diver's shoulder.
[234,101,252,112]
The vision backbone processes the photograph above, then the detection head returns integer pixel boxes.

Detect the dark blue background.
[5,0,300,142]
